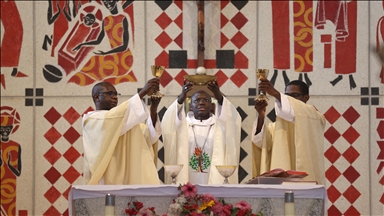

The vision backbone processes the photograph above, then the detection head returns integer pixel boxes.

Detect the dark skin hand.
[254,99,268,135]
[258,78,281,102]
[178,80,194,104]
[255,78,278,135]
[207,81,223,105]
[139,78,160,99]
[178,80,223,105]
[150,96,161,127]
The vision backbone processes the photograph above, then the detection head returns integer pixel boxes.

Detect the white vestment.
[162,97,241,184]
[83,94,161,185]
[252,93,326,185]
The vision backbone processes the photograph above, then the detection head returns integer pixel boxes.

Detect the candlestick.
[285,191,294,216]
[105,194,115,216]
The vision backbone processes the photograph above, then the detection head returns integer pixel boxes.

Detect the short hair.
[191,90,211,100]
[286,80,309,95]
[91,82,111,97]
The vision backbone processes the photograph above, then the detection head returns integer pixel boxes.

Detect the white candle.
[285,191,294,216]
[105,194,115,216]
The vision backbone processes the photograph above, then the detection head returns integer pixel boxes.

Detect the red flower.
[211,200,224,214]
[134,201,144,210]
[202,193,215,203]
[184,203,199,212]
[235,200,251,211]
[125,208,138,216]
[137,208,154,216]
[236,209,249,216]
[222,204,233,215]
[181,182,197,198]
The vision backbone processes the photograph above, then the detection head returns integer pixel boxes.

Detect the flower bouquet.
[125,182,262,216]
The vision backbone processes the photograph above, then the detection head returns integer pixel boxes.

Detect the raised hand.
[258,78,279,99]
[150,96,161,109]
[178,80,193,104]
[150,96,162,126]
[207,81,223,105]
[139,78,160,99]
[254,99,268,116]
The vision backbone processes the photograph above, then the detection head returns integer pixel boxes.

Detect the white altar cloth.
[69,184,327,215]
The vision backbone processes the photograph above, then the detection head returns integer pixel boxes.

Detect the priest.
[252,79,326,185]
[82,78,161,185]
[162,80,241,184]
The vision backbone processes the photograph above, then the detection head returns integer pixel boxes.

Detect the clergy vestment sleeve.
[175,102,184,127]
[218,97,242,169]
[251,115,264,148]
[251,93,295,147]
[146,115,162,145]
[275,93,295,122]
[120,94,150,135]
[161,99,189,184]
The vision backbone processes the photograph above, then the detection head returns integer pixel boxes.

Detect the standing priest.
[162,79,241,184]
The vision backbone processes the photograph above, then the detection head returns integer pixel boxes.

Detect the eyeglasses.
[97,91,121,97]
[285,93,304,98]
[193,98,211,104]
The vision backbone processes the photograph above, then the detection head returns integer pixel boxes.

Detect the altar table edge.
[69,184,327,215]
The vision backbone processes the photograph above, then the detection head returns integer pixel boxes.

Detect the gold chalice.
[150,65,165,98]
[216,165,237,184]
[255,69,270,101]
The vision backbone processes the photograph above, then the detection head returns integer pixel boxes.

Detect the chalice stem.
[224,177,229,184]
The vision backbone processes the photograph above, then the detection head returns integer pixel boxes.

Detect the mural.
[315,0,358,90]
[0,107,22,216]
[376,1,384,84]
[42,0,137,86]
[294,0,313,86]
[270,0,290,86]
[376,107,384,205]
[0,0,28,89]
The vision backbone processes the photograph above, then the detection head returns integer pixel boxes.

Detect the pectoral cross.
[197,0,205,67]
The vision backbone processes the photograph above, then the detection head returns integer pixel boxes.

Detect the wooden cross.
[197,0,205,67]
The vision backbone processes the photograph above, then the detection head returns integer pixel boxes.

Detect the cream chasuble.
[83,98,160,185]
[162,97,241,184]
[252,96,326,185]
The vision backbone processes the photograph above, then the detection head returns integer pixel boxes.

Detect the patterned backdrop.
[0,1,383,216]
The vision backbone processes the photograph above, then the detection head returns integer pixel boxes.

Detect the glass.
[216,165,237,184]
[164,165,183,185]
[150,65,165,98]
[98,91,121,97]
[193,98,211,104]
[255,69,270,101]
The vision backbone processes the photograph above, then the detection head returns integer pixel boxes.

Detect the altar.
[69,184,327,215]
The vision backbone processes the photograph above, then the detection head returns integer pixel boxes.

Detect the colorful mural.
[0,107,22,216]
[42,0,137,87]
[0,0,28,89]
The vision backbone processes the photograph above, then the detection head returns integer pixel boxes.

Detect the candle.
[105,194,115,216]
[285,191,294,216]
